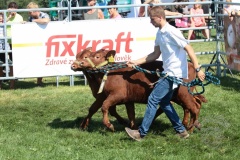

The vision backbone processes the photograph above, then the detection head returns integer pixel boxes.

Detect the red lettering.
[102,39,113,50]
[61,41,75,56]
[77,35,90,53]
[92,40,101,51]
[125,32,133,53]
[45,35,76,57]
[46,32,134,58]
[115,32,133,53]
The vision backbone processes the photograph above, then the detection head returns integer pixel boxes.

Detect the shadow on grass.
[47,116,172,136]
[203,65,240,92]
[218,71,240,92]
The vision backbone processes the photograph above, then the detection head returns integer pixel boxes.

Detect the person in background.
[125,6,205,141]
[201,0,210,17]
[27,2,50,24]
[138,0,160,17]
[138,0,182,17]
[224,0,235,21]
[26,2,50,87]
[4,2,23,89]
[126,0,141,18]
[83,0,104,20]
[0,12,6,89]
[172,0,189,15]
[107,0,122,19]
[187,0,209,40]
[0,12,5,52]
[168,0,189,27]
[201,0,214,29]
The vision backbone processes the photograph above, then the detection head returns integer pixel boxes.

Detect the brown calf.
[71,48,207,132]
[71,48,135,129]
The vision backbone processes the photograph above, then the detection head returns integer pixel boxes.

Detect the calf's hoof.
[107,123,115,132]
[80,119,89,130]
[194,120,201,130]
[187,127,194,134]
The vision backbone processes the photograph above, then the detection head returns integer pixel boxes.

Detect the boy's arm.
[127,45,161,67]
[32,18,50,24]
[184,44,205,81]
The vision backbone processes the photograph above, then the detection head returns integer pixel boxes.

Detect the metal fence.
[0,0,237,86]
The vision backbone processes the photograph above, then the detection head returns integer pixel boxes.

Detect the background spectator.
[138,0,181,17]
[201,0,214,29]
[27,2,50,24]
[5,2,23,89]
[27,2,50,87]
[107,0,122,19]
[201,0,210,17]
[127,0,141,18]
[187,0,209,40]
[83,0,104,20]
[168,0,189,27]
[0,12,6,89]
[138,0,160,17]
[224,0,234,21]
[0,12,5,51]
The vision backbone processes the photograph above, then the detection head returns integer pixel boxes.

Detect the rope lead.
[86,62,221,95]
[133,65,221,95]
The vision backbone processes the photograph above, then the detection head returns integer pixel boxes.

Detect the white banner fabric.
[11,18,158,78]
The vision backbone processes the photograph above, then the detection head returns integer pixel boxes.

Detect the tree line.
[0,0,49,10]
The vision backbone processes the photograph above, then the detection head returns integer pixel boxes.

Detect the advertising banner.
[11,18,157,78]
[224,16,240,71]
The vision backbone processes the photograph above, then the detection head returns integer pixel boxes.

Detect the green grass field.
[0,40,240,160]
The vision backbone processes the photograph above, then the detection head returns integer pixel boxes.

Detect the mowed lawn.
[0,44,240,159]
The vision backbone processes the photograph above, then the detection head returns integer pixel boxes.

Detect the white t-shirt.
[155,23,188,79]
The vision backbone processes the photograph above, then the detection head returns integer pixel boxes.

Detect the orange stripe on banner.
[136,37,155,41]
[12,43,43,47]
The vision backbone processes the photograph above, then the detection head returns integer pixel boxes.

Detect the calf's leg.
[101,95,124,131]
[80,96,106,129]
[125,102,136,129]
[109,105,128,126]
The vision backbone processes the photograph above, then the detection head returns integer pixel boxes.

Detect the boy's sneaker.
[176,130,189,139]
[125,127,142,141]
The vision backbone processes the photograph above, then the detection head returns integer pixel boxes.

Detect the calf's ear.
[85,47,92,52]
[106,50,116,59]
[106,50,116,62]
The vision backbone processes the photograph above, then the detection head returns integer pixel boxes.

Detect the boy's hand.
[197,70,205,82]
[126,61,137,68]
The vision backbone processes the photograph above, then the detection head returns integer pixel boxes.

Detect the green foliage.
[0,0,52,21]
[0,0,50,10]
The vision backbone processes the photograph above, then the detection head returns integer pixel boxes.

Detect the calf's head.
[89,49,116,68]
[71,47,93,71]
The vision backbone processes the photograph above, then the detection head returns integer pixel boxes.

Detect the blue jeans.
[139,78,186,137]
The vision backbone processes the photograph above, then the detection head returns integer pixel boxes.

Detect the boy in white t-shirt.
[125,6,205,141]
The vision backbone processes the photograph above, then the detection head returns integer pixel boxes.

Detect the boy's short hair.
[8,2,18,9]
[27,2,39,9]
[149,6,165,19]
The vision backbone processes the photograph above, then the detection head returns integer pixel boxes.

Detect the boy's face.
[28,11,39,19]
[8,7,17,17]
[87,0,97,6]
